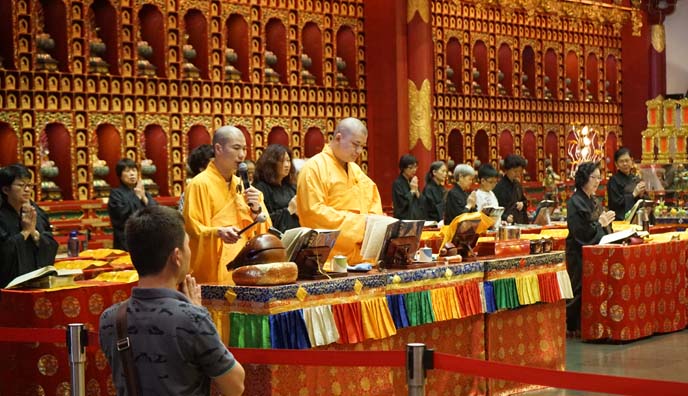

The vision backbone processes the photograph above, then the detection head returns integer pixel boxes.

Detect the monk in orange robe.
[296,118,383,263]
[183,126,271,284]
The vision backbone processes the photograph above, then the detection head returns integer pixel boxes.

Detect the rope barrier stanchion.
[66,324,87,396]
[406,343,433,396]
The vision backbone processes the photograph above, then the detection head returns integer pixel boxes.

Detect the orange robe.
[296,145,383,263]
[183,160,271,284]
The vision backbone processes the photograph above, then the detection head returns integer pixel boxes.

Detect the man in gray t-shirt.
[99,206,244,395]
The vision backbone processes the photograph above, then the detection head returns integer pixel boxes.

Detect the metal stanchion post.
[406,343,433,396]
[67,323,87,396]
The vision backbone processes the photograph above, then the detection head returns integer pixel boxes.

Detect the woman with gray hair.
[444,164,477,224]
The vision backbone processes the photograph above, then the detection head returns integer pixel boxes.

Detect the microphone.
[237,162,251,191]
[237,212,267,236]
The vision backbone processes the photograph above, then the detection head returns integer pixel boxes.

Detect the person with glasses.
[183,126,271,283]
[471,164,501,212]
[0,163,58,288]
[296,117,383,264]
[392,154,424,220]
[565,162,616,337]
[607,147,646,220]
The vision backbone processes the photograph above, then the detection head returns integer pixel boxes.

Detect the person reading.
[99,205,245,395]
[1,164,58,288]
[253,144,300,232]
[183,126,271,283]
[493,154,529,224]
[108,158,157,251]
[607,147,646,220]
[296,117,383,264]
[421,161,448,222]
[444,164,477,225]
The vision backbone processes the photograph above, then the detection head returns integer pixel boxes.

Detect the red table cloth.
[581,240,687,341]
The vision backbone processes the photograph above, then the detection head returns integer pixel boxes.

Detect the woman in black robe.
[444,164,477,224]
[392,154,423,220]
[253,144,300,232]
[421,161,448,222]
[108,158,157,251]
[565,161,616,336]
[0,164,58,288]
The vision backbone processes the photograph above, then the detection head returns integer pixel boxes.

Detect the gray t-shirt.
[99,287,236,396]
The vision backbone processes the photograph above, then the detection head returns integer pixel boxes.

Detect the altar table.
[581,239,687,341]
[0,280,136,396]
[202,252,570,396]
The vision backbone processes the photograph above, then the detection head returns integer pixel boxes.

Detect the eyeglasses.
[12,182,33,190]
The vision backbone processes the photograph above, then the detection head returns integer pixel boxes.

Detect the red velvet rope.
[3,327,688,395]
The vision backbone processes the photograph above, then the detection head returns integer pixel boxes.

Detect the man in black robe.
[0,164,58,288]
[493,154,529,224]
[108,158,157,251]
[607,147,646,220]
[392,154,424,220]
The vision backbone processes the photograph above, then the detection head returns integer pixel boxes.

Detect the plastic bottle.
[68,230,80,257]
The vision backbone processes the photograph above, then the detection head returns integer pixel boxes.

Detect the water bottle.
[68,230,80,257]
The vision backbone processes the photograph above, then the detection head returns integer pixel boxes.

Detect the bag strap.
[115,299,141,396]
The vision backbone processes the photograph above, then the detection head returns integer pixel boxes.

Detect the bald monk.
[183,126,271,283]
[296,118,383,263]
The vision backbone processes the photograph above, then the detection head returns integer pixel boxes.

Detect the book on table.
[598,229,649,245]
[281,227,340,262]
[359,215,425,265]
[5,266,83,289]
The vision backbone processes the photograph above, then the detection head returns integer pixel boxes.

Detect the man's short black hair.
[0,163,32,199]
[115,158,137,179]
[614,147,631,163]
[125,206,186,277]
[477,164,499,181]
[398,154,418,171]
[575,161,600,190]
[503,154,527,170]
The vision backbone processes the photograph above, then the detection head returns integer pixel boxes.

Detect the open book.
[598,229,649,245]
[5,266,83,289]
[281,227,340,262]
[360,215,425,262]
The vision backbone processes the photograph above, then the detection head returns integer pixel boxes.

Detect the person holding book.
[183,125,271,283]
[607,147,646,220]
[253,144,300,232]
[493,154,529,224]
[0,164,58,288]
[566,162,615,337]
[392,154,424,220]
[296,117,383,263]
[108,158,157,251]
[444,164,477,224]
[421,161,448,222]
[470,164,500,212]
[99,205,245,395]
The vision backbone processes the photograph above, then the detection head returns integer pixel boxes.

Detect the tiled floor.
[521,329,688,395]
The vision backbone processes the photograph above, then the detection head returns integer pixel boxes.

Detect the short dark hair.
[125,206,186,277]
[614,147,631,163]
[574,161,600,190]
[477,164,499,181]
[255,144,294,186]
[115,158,137,179]
[0,164,32,199]
[187,144,214,177]
[503,154,527,170]
[398,154,418,172]
[425,161,446,184]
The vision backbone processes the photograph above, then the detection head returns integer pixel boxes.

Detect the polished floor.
[522,329,688,395]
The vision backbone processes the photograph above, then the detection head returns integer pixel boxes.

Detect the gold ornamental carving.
[408,79,432,151]
[651,24,665,53]
[407,0,430,24]
[182,115,212,133]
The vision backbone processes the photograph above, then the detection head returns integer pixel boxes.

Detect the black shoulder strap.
[115,299,141,396]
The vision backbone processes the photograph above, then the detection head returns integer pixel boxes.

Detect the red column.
[648,23,666,98]
[407,0,434,187]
